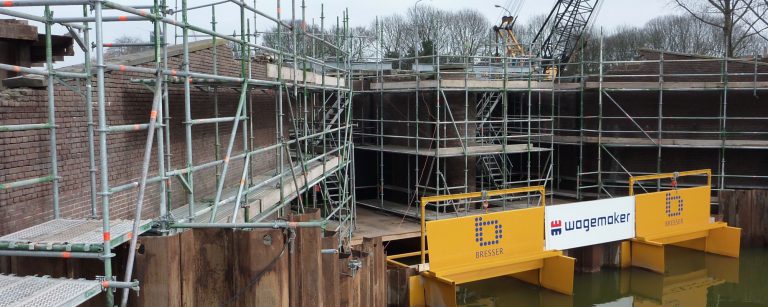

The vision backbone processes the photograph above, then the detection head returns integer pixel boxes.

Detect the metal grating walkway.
[0,274,101,307]
[0,219,153,252]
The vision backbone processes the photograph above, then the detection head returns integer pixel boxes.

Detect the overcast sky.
[7,0,676,67]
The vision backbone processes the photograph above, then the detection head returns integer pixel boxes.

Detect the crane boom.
[532,0,600,64]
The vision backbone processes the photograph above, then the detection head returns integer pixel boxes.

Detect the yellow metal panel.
[440,259,543,285]
[509,268,540,286]
[670,237,706,251]
[409,276,426,307]
[706,226,741,258]
[620,241,631,268]
[419,186,545,264]
[423,275,457,307]
[634,186,711,240]
[632,240,665,273]
[425,206,545,273]
[540,255,576,295]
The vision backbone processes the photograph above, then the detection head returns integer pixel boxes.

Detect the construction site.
[0,0,766,306]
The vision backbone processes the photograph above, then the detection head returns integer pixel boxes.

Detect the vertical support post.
[597,29,604,199]
[93,1,115,305]
[212,6,221,195]
[577,36,585,201]
[720,56,729,190]
[657,51,664,191]
[155,1,168,221]
[83,4,98,218]
[44,5,60,219]
[435,34,441,202]
[377,18,384,208]
[182,0,195,220]
[161,0,173,212]
[276,0,285,217]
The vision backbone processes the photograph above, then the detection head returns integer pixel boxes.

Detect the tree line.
[259,1,768,62]
[109,2,768,62]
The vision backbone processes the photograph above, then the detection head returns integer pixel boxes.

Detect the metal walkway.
[0,275,101,307]
[0,219,152,253]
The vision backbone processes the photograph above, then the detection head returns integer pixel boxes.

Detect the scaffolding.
[0,1,354,306]
[550,37,768,200]
[351,28,768,221]
[352,27,557,220]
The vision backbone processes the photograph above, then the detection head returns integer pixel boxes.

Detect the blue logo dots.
[665,192,684,217]
[474,216,502,247]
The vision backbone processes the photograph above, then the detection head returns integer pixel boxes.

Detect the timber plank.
[322,232,340,307]
[233,229,289,307]
[128,234,182,307]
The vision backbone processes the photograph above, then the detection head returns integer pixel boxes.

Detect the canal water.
[457,246,768,306]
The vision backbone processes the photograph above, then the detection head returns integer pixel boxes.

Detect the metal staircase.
[476,92,509,189]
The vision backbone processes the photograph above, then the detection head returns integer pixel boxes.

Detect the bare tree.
[672,0,768,56]
[445,9,490,58]
[348,26,377,61]
[376,14,413,59]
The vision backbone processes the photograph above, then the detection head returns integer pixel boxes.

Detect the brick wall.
[0,41,280,235]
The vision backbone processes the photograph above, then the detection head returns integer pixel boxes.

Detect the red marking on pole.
[170,69,177,76]
[104,43,113,47]
[61,251,72,258]
[188,77,193,83]
[133,124,140,130]
[2,1,13,7]
[101,281,110,288]
[139,10,148,16]
[277,7,283,14]
[12,66,20,72]
[103,232,111,241]
[126,232,133,240]
[288,222,298,228]
[223,155,230,163]
[119,65,126,71]
[150,110,158,119]
[240,179,246,185]
[314,184,320,192]
[118,16,128,21]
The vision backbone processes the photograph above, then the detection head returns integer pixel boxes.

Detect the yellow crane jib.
[493,16,526,58]
[627,169,741,274]
[387,186,575,307]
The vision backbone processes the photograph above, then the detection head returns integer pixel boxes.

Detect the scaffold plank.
[0,219,153,252]
[0,274,100,307]
[355,144,549,157]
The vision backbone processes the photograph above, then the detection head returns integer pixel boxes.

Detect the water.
[457,247,768,307]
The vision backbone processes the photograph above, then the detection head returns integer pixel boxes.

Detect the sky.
[6,0,675,67]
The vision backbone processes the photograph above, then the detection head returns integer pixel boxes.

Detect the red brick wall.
[0,43,279,235]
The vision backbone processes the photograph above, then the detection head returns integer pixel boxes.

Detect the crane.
[494,0,601,77]
[532,0,601,67]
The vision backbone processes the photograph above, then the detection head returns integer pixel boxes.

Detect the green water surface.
[457,247,768,307]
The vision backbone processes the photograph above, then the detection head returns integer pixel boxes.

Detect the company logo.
[665,192,684,226]
[474,216,504,259]
[550,220,563,236]
[549,212,631,235]
[474,216,502,247]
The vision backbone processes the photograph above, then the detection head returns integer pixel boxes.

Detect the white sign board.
[545,196,635,250]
